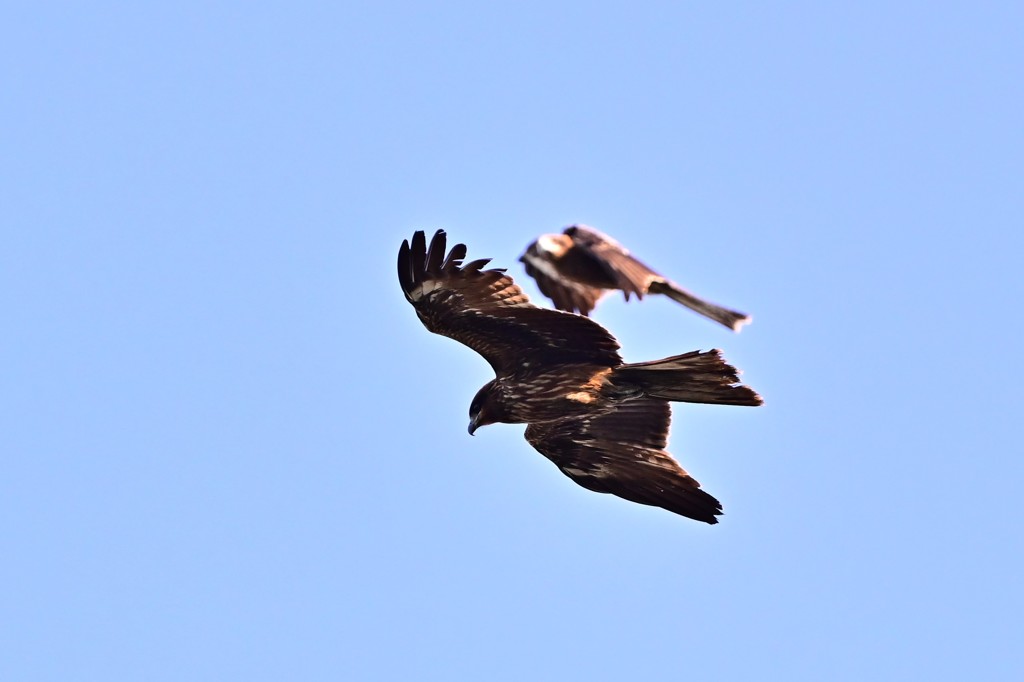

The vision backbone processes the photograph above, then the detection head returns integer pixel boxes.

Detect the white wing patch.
[563,463,614,479]
[408,278,446,302]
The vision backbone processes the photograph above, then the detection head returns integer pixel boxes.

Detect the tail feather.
[612,349,763,406]
[648,280,752,332]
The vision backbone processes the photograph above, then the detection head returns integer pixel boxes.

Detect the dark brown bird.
[520,224,752,331]
[398,229,762,523]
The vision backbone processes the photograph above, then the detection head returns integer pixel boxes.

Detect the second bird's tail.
[648,280,752,333]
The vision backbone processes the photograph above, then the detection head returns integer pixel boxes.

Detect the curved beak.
[467,416,479,436]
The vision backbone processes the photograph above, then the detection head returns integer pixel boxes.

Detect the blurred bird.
[520,224,752,331]
[398,229,762,523]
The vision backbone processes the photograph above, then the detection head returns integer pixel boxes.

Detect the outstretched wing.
[564,224,663,300]
[525,398,722,523]
[398,230,622,375]
[519,235,606,316]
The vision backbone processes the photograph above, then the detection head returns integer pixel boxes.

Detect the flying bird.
[398,229,762,523]
[520,224,752,331]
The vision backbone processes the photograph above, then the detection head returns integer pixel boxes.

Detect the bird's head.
[468,381,503,436]
[521,233,572,263]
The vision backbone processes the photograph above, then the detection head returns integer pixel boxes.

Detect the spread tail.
[648,280,752,332]
[612,349,763,406]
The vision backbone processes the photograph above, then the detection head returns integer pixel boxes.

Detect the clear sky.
[3,2,1022,680]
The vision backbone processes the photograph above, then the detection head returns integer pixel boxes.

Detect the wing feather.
[398,230,622,374]
[441,243,467,270]
[410,230,427,275]
[525,398,722,523]
[564,225,661,300]
[424,228,451,275]
[520,245,605,315]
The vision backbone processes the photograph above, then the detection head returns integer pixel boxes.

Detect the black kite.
[520,224,752,331]
[398,229,762,523]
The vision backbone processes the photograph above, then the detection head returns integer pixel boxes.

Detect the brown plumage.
[399,229,762,523]
[520,224,752,331]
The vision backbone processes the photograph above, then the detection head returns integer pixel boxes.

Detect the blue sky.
[3,2,1022,680]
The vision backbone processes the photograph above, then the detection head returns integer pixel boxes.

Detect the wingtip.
[659,483,724,524]
[425,230,448,275]
[410,231,427,277]
[397,238,413,298]
[442,242,468,271]
[462,257,493,274]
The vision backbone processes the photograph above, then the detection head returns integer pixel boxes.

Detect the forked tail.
[611,349,763,406]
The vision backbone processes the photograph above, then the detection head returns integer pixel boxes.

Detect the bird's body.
[470,365,615,424]
[520,224,752,332]
[398,229,762,523]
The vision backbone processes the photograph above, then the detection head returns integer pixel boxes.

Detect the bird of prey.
[520,224,752,331]
[398,229,762,523]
